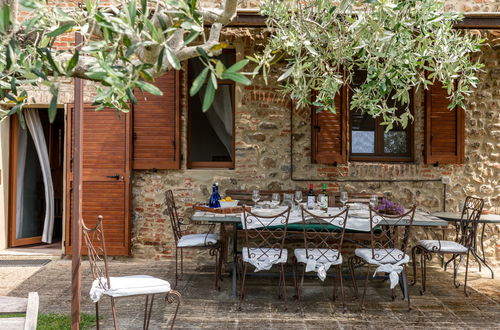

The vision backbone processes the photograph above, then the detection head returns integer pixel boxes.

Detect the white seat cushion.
[355,248,409,265]
[417,240,468,253]
[242,247,288,271]
[90,275,171,302]
[294,248,342,266]
[177,233,218,247]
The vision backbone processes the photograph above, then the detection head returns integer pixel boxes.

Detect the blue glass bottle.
[209,183,221,208]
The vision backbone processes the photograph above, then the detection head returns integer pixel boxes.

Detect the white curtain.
[204,85,233,155]
[15,128,28,239]
[16,110,55,243]
[191,59,233,155]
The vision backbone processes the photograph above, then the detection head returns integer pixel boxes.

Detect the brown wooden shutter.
[311,87,347,164]
[424,81,464,164]
[65,104,132,256]
[132,70,180,170]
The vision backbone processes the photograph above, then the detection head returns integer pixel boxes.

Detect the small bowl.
[219,200,239,208]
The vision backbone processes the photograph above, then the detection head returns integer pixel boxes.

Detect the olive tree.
[0,0,249,125]
[252,0,484,130]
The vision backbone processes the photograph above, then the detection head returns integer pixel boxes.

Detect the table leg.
[478,223,494,279]
[232,223,238,297]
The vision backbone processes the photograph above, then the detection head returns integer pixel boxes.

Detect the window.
[187,50,235,168]
[349,70,413,162]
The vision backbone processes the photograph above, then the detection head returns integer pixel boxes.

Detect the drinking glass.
[294,191,303,210]
[252,190,260,206]
[283,193,293,207]
[370,195,379,208]
[340,191,348,208]
[271,193,280,208]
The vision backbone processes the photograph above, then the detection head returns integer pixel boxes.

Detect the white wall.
[0,117,10,250]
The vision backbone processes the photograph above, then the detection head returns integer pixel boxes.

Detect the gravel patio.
[7,258,500,329]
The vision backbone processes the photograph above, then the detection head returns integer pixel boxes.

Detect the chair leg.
[175,247,179,289]
[143,295,155,330]
[338,265,346,313]
[299,263,306,300]
[166,290,181,330]
[292,258,299,300]
[453,254,461,288]
[214,248,221,291]
[404,266,411,311]
[280,263,288,311]
[410,246,418,286]
[95,302,99,330]
[332,267,338,302]
[238,263,248,310]
[110,297,118,330]
[420,251,427,295]
[348,257,359,300]
[464,250,471,297]
[143,295,149,330]
[180,249,184,279]
[360,264,371,311]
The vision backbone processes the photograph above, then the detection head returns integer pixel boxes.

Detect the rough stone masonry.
[16,0,500,263]
[130,26,500,264]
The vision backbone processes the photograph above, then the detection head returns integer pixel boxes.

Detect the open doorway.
[8,108,65,250]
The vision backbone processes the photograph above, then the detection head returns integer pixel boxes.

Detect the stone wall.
[131,29,500,265]
[8,0,499,263]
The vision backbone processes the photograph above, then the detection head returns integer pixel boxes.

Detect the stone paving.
[8,258,500,329]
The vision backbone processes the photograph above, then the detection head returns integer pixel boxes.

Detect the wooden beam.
[456,13,500,29]
[71,32,84,330]
[226,10,500,29]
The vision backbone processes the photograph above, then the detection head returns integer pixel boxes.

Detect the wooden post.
[71,32,84,330]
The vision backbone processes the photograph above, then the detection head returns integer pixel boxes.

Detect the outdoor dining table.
[431,212,500,279]
[192,207,449,297]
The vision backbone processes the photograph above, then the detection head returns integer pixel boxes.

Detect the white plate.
[251,207,288,216]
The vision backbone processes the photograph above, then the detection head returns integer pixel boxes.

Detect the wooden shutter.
[132,71,180,170]
[65,105,132,256]
[311,87,347,164]
[424,81,464,164]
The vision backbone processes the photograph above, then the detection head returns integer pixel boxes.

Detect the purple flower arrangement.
[374,199,405,215]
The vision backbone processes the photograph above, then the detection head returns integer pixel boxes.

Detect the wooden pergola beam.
[226,10,500,29]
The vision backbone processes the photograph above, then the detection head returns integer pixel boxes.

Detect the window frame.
[187,49,236,169]
[348,89,415,162]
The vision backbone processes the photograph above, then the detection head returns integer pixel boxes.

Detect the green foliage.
[0,0,248,122]
[254,0,484,129]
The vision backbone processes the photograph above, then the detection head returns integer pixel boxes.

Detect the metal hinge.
[314,125,320,132]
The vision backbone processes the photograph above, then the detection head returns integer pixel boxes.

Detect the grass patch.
[37,313,97,330]
[0,313,25,318]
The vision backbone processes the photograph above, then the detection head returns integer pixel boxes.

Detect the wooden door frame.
[8,115,43,246]
[64,104,132,256]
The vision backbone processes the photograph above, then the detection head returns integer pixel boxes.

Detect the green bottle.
[320,183,328,211]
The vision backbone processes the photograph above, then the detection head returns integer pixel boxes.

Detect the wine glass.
[294,191,303,210]
[370,195,378,209]
[271,193,280,208]
[252,190,260,207]
[340,191,348,208]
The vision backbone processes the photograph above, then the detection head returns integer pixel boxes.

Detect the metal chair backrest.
[457,196,484,248]
[165,190,183,244]
[368,205,416,264]
[300,206,349,263]
[241,207,291,260]
[82,216,111,291]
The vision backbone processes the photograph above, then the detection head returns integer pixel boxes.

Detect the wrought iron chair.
[292,206,349,311]
[348,205,416,311]
[411,196,484,296]
[165,190,222,290]
[239,207,291,310]
[82,216,181,330]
